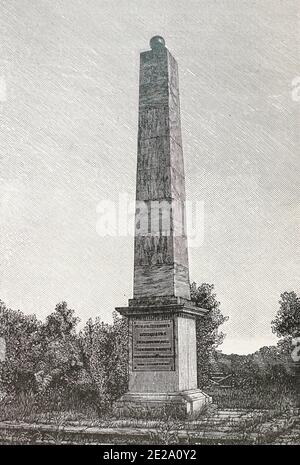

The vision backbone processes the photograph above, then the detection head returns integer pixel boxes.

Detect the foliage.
[0,301,43,394]
[211,345,296,389]
[44,301,79,340]
[79,311,128,415]
[272,291,300,338]
[271,291,300,407]
[190,282,228,387]
[207,384,297,410]
[0,299,129,417]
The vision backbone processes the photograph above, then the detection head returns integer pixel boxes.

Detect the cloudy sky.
[0,0,299,354]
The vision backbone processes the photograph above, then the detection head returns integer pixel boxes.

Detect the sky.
[0,0,299,354]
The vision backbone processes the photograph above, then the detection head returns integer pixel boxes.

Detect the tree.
[79,311,128,415]
[0,300,44,394]
[0,299,129,415]
[44,301,79,340]
[0,300,82,404]
[272,291,300,406]
[190,282,228,387]
[34,302,83,410]
[272,291,300,339]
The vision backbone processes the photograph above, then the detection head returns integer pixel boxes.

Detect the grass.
[0,383,297,424]
[0,405,298,445]
[0,391,99,424]
[0,382,298,444]
[205,383,297,410]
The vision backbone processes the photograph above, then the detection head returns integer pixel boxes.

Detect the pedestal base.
[114,389,212,419]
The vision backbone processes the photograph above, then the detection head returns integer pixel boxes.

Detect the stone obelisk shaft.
[133,39,190,301]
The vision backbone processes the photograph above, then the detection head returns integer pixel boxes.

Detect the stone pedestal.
[115,390,211,418]
[115,297,211,417]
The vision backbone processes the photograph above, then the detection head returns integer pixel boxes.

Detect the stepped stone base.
[114,389,212,419]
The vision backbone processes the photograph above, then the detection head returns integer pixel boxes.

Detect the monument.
[116,36,211,416]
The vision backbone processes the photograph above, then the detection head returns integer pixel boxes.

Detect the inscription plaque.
[132,319,175,371]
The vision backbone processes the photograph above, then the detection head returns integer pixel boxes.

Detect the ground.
[0,386,298,445]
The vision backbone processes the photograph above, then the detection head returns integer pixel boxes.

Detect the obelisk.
[116,36,211,416]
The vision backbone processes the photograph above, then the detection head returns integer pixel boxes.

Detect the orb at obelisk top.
[133,34,191,303]
[115,37,211,416]
[149,35,166,49]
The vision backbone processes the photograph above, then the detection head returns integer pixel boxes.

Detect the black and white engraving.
[0,1,299,448]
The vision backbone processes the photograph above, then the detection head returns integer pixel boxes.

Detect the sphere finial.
[150,36,165,50]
